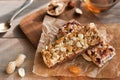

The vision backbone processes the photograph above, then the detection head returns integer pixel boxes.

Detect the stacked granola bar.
[41,20,115,68]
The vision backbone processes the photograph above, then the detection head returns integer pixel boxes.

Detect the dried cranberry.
[96,58,101,64]
[91,50,95,55]
[109,48,114,51]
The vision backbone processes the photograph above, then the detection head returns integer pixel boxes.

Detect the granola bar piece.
[41,29,86,68]
[85,43,116,67]
[41,20,104,68]
[57,20,82,38]
[57,20,116,67]
[57,20,104,46]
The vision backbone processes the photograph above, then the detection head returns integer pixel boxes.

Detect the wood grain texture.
[20,8,47,47]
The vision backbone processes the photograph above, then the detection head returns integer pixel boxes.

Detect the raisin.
[109,48,114,51]
[96,58,101,64]
[91,50,95,55]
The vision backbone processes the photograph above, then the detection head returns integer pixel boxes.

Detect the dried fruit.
[68,65,81,75]
[67,45,73,52]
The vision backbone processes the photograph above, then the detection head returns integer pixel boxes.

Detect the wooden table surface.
[0,0,120,80]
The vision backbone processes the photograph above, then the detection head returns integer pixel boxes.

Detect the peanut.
[89,23,96,28]
[18,68,25,78]
[15,54,26,67]
[81,53,92,61]
[6,61,16,74]
[6,54,26,74]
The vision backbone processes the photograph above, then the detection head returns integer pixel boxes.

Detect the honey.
[84,0,117,13]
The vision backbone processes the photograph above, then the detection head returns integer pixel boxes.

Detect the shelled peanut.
[18,68,25,77]
[6,54,26,74]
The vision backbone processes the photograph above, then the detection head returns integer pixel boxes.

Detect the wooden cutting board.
[19,3,102,48]
[19,2,120,80]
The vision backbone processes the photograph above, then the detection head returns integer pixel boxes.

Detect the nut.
[59,54,65,61]
[47,0,66,16]
[45,46,48,50]
[72,37,77,41]
[15,54,26,67]
[6,54,26,74]
[55,42,64,48]
[89,23,96,29]
[6,61,16,74]
[68,0,76,8]
[60,47,66,52]
[81,54,92,61]
[78,33,84,39]
[66,40,73,45]
[75,8,83,15]
[50,58,58,65]
[83,43,89,49]
[18,68,25,78]
[76,42,82,48]
[53,53,60,60]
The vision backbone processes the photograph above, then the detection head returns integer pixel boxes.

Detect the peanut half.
[18,68,25,78]
[6,61,16,74]
[15,54,26,67]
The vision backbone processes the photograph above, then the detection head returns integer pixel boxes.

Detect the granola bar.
[41,20,104,68]
[41,28,87,68]
[57,20,116,67]
[57,20,104,46]
[85,43,116,67]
